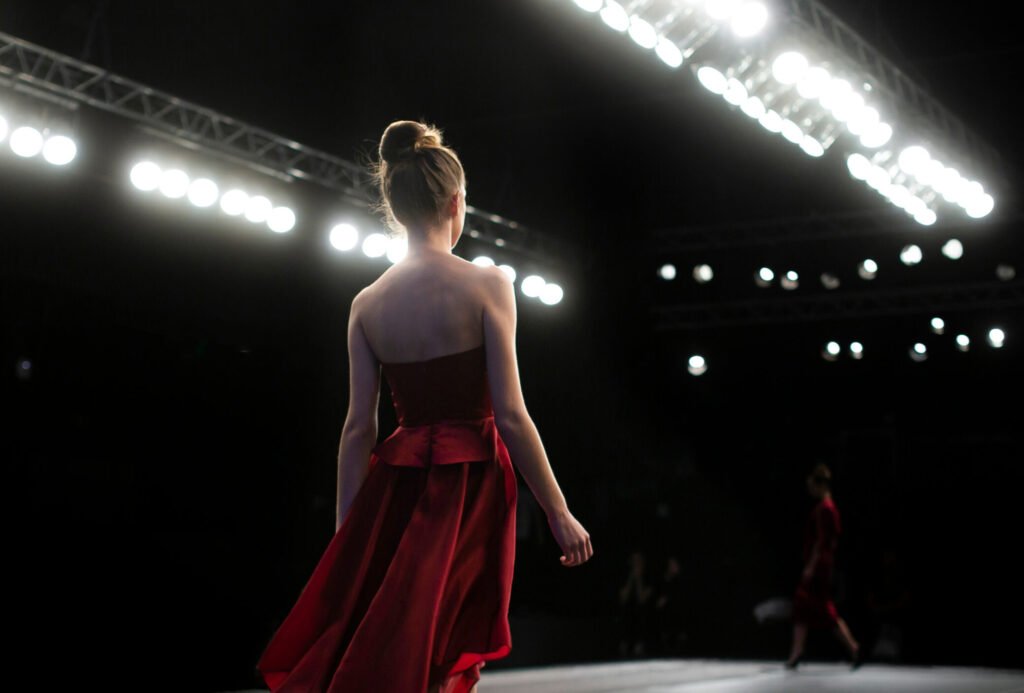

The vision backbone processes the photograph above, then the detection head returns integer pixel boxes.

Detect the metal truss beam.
[0,31,569,263]
[651,279,1024,330]
[785,0,1003,180]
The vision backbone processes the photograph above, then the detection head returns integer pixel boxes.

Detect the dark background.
[2,1,1022,689]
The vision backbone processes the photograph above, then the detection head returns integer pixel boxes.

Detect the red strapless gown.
[256,343,517,692]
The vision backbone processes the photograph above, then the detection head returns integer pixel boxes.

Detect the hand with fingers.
[547,507,594,567]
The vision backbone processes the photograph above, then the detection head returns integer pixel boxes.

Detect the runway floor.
[230,658,1024,692]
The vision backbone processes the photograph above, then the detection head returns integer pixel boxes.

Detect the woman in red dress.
[255,120,593,692]
[786,464,862,670]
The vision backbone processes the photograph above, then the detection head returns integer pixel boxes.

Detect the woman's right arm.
[482,266,593,567]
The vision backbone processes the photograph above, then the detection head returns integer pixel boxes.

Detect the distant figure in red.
[786,463,862,670]
[255,120,593,693]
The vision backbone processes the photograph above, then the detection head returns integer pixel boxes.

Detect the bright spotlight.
[781,119,803,144]
[847,153,871,180]
[866,165,890,190]
[741,96,767,119]
[898,146,931,176]
[820,272,840,290]
[572,0,602,11]
[220,189,248,216]
[9,126,43,157]
[521,274,546,298]
[386,235,408,263]
[941,239,964,260]
[755,267,774,286]
[822,341,840,361]
[900,244,923,266]
[705,0,739,20]
[42,135,77,166]
[955,334,970,352]
[697,66,728,94]
[931,317,945,334]
[858,259,878,280]
[362,232,388,258]
[659,263,677,280]
[693,264,714,283]
[772,52,808,84]
[758,110,784,133]
[329,222,359,251]
[860,120,892,148]
[723,78,748,105]
[988,328,1005,348]
[819,78,852,112]
[498,264,517,282]
[850,341,864,359]
[731,2,768,37]
[0,115,7,142]
[913,208,937,226]
[244,195,272,223]
[158,168,189,199]
[130,161,162,191]
[268,206,296,233]
[781,270,799,290]
[796,66,830,99]
[473,256,496,267]
[540,282,564,305]
[628,15,658,49]
[187,178,219,208]
[687,354,708,376]
[655,38,684,68]
[800,135,824,157]
[909,343,928,362]
[846,104,879,136]
[599,1,629,31]
[966,193,995,218]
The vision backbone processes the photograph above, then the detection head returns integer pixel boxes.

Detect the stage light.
[731,2,768,37]
[900,245,923,266]
[859,120,892,148]
[9,126,43,157]
[955,334,970,352]
[41,135,77,166]
[0,115,7,142]
[656,38,684,68]
[687,354,708,376]
[158,168,189,199]
[822,341,840,361]
[741,96,766,119]
[329,222,359,251]
[796,66,830,100]
[362,232,388,258]
[758,109,784,133]
[931,317,945,334]
[781,270,799,290]
[540,282,564,305]
[521,274,546,298]
[186,178,219,208]
[780,119,803,144]
[386,235,408,263]
[849,341,864,359]
[846,105,878,136]
[599,1,629,32]
[658,263,677,280]
[800,135,824,157]
[913,208,937,226]
[498,264,517,282]
[909,343,928,362]
[723,79,748,106]
[865,165,890,191]
[858,259,877,280]
[772,52,807,84]
[473,256,496,267]
[820,272,840,289]
[243,195,272,223]
[572,0,602,12]
[847,153,871,180]
[628,15,658,49]
[756,267,774,287]
[898,145,931,176]
[220,188,248,216]
[941,239,963,260]
[988,328,1005,348]
[819,78,852,113]
[697,66,728,94]
[996,264,1015,281]
[830,90,863,124]
[705,0,738,21]
[966,193,994,218]
[693,264,714,283]
[268,206,296,233]
[130,161,161,191]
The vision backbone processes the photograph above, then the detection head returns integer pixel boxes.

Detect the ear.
[449,191,460,217]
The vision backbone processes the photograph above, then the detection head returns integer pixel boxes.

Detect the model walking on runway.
[256,120,593,692]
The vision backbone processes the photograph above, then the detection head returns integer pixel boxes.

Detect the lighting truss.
[0,30,569,265]
[651,279,1024,330]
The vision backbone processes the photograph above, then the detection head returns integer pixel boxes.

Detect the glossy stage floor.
[232,659,1024,692]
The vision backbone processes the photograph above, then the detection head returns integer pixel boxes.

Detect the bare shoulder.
[479,263,513,296]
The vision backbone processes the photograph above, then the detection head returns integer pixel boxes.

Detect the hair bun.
[379,120,443,165]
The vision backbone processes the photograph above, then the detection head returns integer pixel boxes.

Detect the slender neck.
[405,219,454,257]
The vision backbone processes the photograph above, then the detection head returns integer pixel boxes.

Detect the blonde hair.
[372,120,465,235]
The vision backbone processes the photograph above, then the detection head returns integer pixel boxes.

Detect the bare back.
[359,253,489,364]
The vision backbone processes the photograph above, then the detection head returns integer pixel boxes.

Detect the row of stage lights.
[129,160,564,305]
[656,238,1018,289]
[822,321,1006,362]
[567,1,996,227]
[0,113,78,166]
